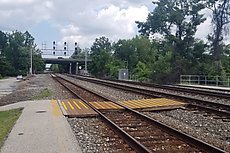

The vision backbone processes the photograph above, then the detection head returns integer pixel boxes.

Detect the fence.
[180,75,230,87]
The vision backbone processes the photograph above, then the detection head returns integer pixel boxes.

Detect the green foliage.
[105,58,123,79]
[90,49,112,77]
[50,64,60,73]
[0,108,23,148]
[0,30,44,76]
[136,0,209,82]
[91,36,111,54]
[113,36,157,74]
[133,61,151,82]
[33,49,45,73]
[89,36,113,77]
[205,0,230,74]
[151,51,173,83]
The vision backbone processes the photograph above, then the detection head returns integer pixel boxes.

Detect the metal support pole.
[69,63,72,74]
[228,77,230,87]
[85,49,88,73]
[76,62,78,74]
[205,76,207,86]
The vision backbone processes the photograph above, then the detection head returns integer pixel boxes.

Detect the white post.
[30,48,33,74]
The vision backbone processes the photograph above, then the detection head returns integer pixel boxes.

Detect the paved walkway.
[0,100,83,153]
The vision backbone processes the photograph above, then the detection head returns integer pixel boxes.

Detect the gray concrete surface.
[0,100,83,153]
[0,77,18,98]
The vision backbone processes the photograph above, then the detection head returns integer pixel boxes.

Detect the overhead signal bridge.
[41,41,91,74]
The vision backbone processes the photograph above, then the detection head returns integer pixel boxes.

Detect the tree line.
[77,0,229,83]
[0,31,45,78]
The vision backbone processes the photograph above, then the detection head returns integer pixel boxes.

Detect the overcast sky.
[0,0,229,52]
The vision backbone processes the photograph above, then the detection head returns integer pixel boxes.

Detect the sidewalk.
[0,100,83,153]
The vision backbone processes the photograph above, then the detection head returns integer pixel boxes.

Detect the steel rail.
[71,75,230,117]
[112,79,230,99]
[53,74,227,153]
[53,75,151,153]
[67,74,230,98]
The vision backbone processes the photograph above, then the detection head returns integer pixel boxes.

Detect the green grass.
[0,108,23,148]
[32,88,52,100]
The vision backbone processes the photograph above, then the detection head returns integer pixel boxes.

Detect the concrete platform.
[0,100,82,153]
[179,84,230,91]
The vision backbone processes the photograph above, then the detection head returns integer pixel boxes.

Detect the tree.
[133,61,151,82]
[113,36,158,75]
[50,64,59,73]
[91,36,111,54]
[0,31,7,54]
[113,39,138,72]
[33,48,45,73]
[89,36,112,77]
[206,0,230,74]
[0,31,45,76]
[136,0,206,82]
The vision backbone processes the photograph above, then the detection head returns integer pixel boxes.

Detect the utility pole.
[85,48,88,73]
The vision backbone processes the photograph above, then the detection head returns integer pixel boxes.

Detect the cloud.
[0,0,53,30]
[55,4,149,47]
[0,0,228,50]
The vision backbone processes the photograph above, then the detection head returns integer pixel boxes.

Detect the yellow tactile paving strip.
[56,99,98,117]
[89,102,124,110]
[90,98,185,110]
[54,98,185,117]
[120,98,185,109]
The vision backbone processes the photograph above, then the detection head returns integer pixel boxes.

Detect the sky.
[0,0,229,55]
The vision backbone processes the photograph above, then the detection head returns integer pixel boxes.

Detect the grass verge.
[0,108,23,148]
[32,88,52,100]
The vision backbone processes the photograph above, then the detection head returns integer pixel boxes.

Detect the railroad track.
[115,80,230,99]
[72,74,230,98]
[65,74,230,119]
[52,74,226,153]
